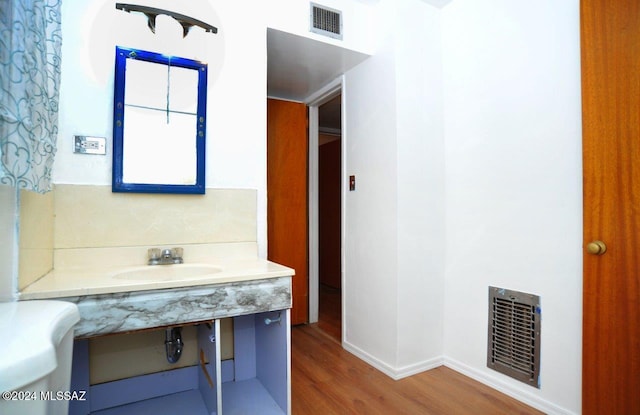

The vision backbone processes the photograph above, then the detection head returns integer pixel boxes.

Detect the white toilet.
[0,300,80,415]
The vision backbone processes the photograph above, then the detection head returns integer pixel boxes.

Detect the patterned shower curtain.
[0,0,62,193]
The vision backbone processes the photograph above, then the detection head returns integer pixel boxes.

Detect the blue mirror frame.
[112,46,207,194]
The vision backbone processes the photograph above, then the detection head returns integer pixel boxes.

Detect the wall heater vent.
[310,3,343,40]
[487,286,541,388]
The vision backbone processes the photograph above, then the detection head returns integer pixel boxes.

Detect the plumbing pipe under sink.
[165,327,183,363]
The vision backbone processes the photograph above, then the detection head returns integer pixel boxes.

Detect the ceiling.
[266,0,452,103]
[267,28,369,133]
[265,0,451,129]
[266,28,369,102]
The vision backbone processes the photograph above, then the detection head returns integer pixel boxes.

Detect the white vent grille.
[310,3,342,40]
[487,287,541,388]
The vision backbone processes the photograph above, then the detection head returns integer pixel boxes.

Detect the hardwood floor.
[291,285,544,414]
[317,283,341,341]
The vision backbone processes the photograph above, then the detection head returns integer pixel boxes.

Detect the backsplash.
[54,185,256,248]
[18,184,258,290]
[19,189,54,290]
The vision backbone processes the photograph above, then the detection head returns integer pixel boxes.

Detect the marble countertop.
[20,259,295,300]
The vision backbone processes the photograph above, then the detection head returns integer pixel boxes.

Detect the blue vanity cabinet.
[182,310,292,415]
[65,274,293,414]
[69,310,290,414]
[70,332,220,415]
[221,310,291,415]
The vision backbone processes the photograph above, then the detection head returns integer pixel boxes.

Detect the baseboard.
[339,343,576,414]
[342,340,444,380]
[392,356,445,379]
[444,357,577,415]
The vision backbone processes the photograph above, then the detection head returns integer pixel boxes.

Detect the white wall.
[395,1,445,371]
[54,0,374,259]
[343,0,446,377]
[0,186,17,300]
[344,0,581,412]
[343,0,399,368]
[266,0,375,55]
[55,0,270,255]
[441,1,582,413]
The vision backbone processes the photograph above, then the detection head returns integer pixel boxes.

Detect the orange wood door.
[267,98,309,325]
[581,0,640,413]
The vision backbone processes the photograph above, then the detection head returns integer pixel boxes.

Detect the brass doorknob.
[586,240,607,255]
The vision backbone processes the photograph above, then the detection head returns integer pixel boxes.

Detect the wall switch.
[349,175,356,191]
[74,135,106,155]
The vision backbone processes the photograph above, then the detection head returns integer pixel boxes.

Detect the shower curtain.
[0,0,61,193]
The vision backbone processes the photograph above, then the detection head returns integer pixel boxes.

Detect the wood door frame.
[306,77,344,327]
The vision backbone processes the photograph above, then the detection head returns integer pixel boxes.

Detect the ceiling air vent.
[310,3,343,40]
[487,286,541,388]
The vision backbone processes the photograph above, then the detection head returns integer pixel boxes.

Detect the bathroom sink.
[113,264,222,281]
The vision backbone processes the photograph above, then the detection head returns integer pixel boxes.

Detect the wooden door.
[581,0,640,413]
[267,98,309,325]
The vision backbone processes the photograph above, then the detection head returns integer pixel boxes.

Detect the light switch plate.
[74,135,106,155]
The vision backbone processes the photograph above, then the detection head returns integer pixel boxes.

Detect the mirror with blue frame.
[112,46,207,194]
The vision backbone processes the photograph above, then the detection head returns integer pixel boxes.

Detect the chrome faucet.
[148,247,184,265]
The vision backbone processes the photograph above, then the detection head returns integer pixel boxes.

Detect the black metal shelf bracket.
[116,3,218,38]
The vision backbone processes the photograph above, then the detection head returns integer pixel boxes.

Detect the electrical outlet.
[74,135,106,155]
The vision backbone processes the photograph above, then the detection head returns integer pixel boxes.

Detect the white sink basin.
[113,264,222,281]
